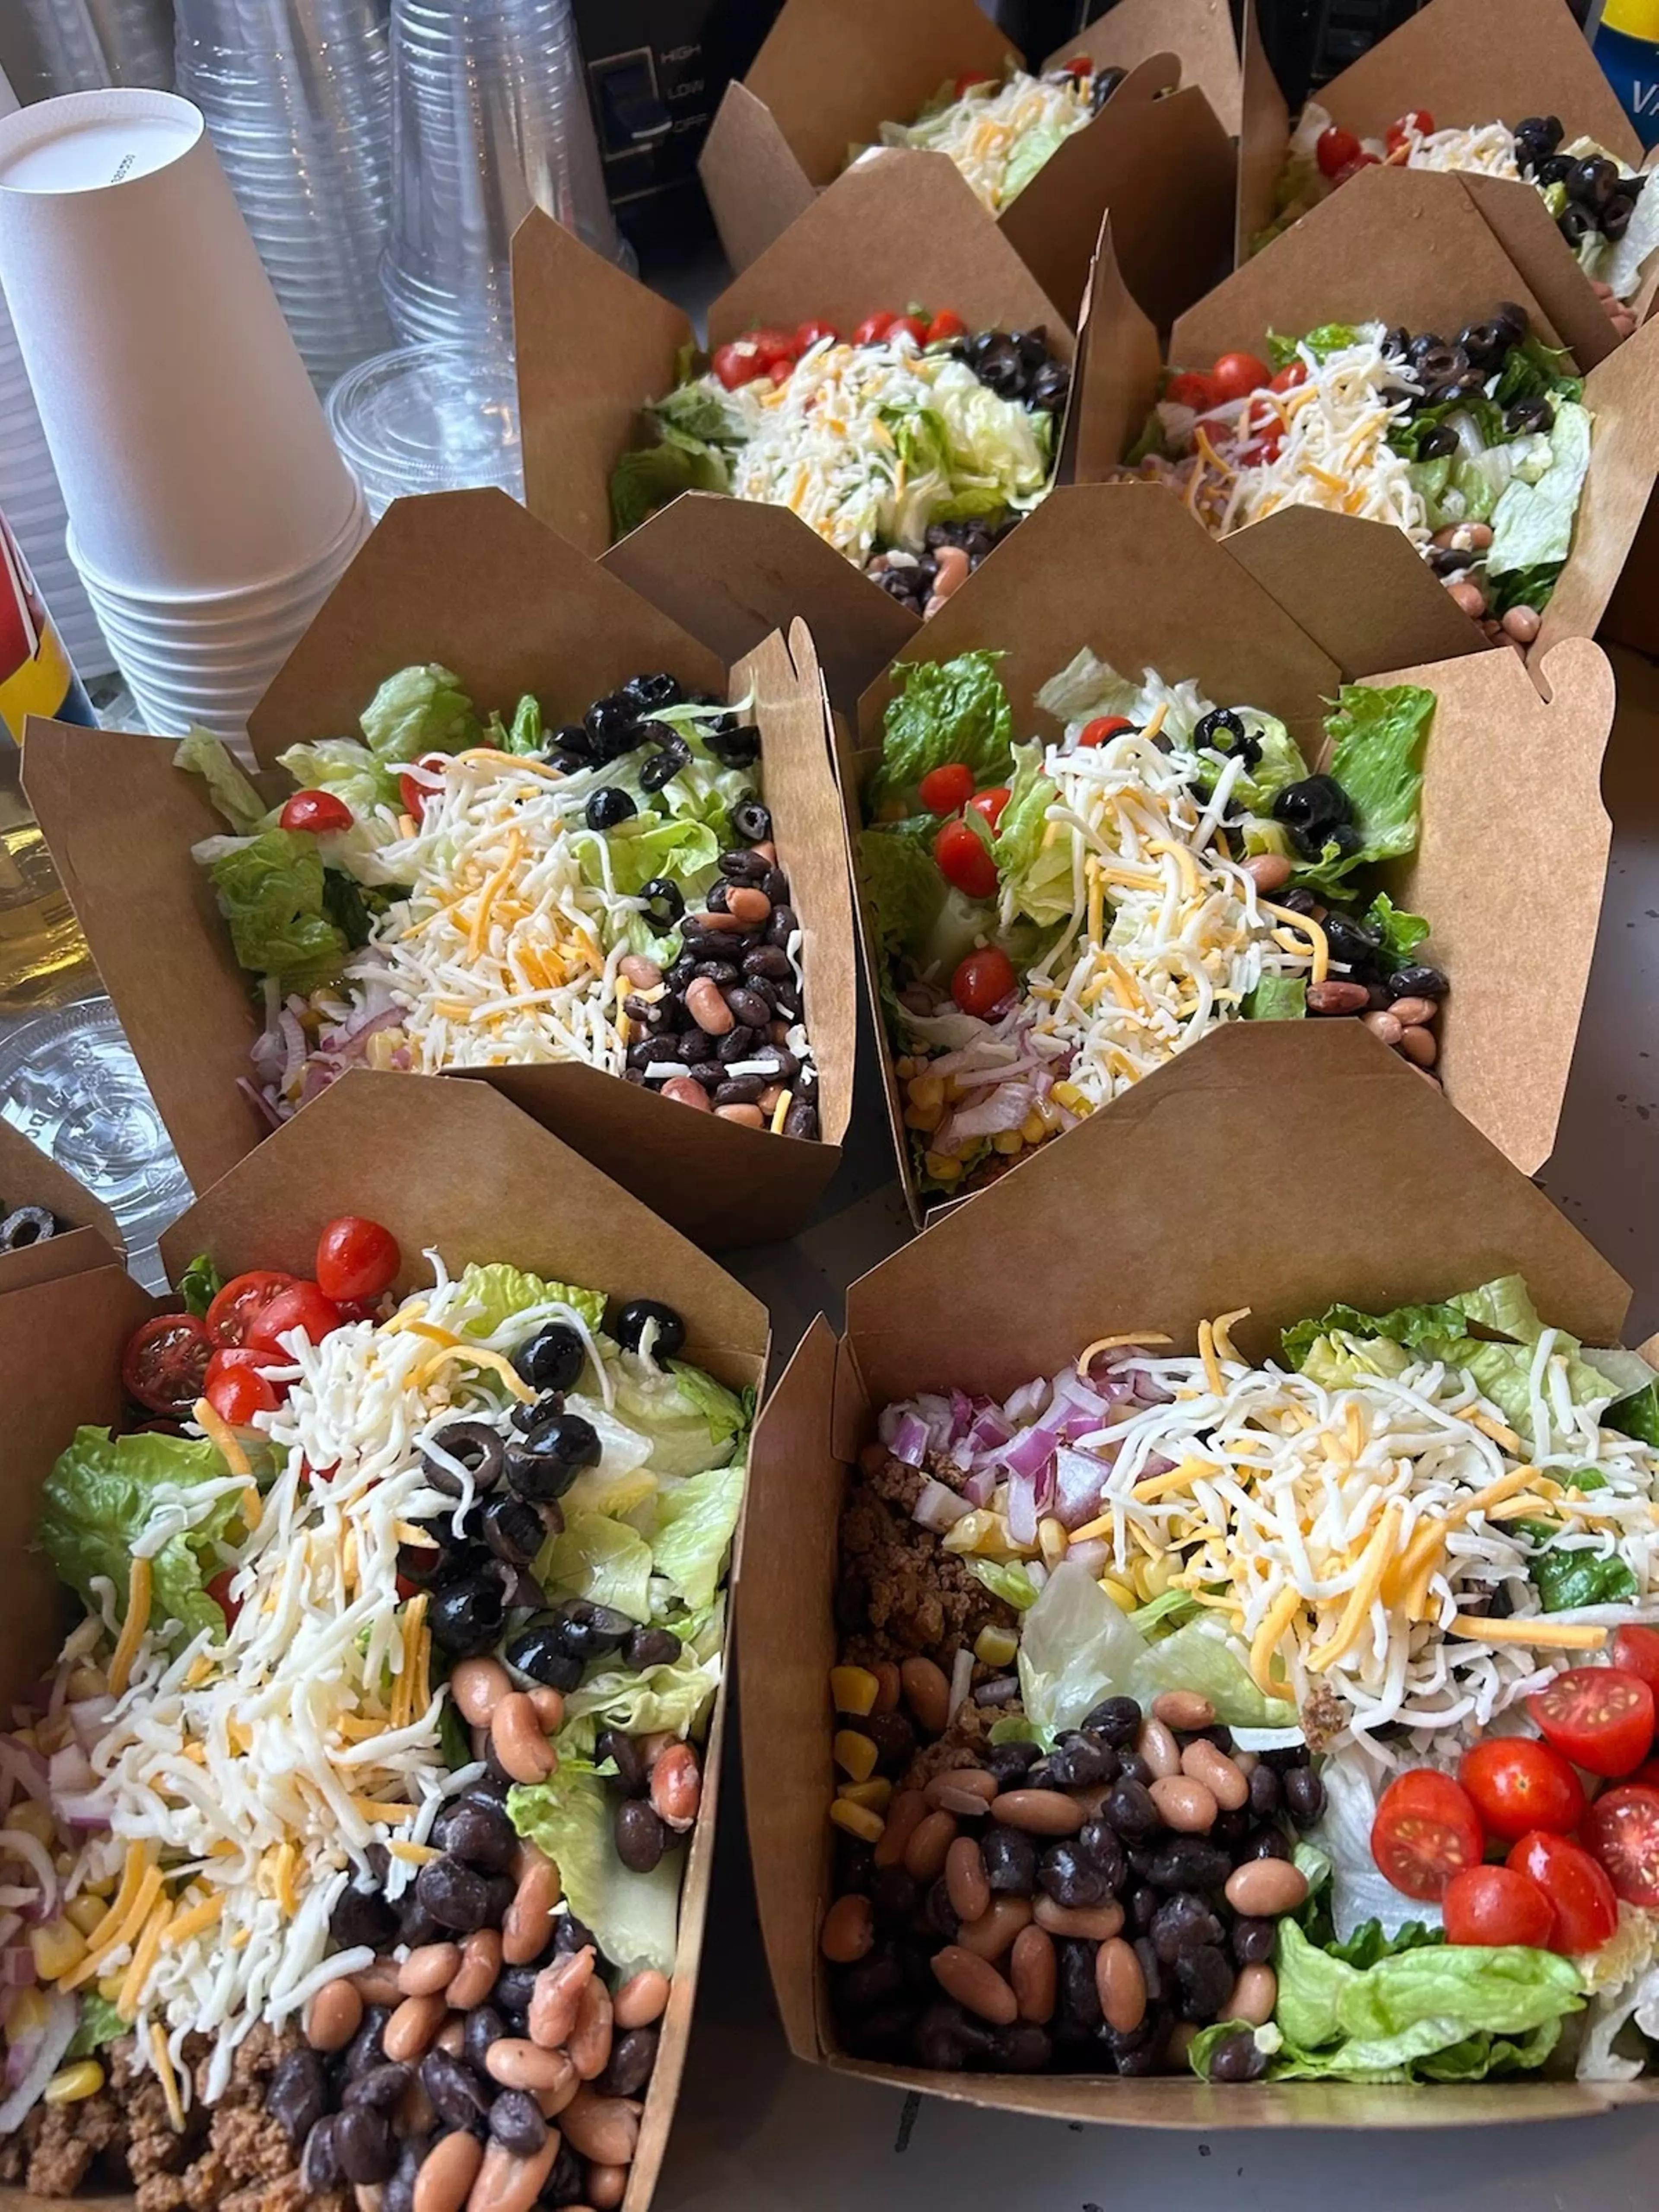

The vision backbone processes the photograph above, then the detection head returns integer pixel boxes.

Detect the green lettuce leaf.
[209,827,350,992]
[1609,1383,1659,1449]
[1267,323,1360,369]
[1003,118,1070,202]
[859,821,948,975]
[868,652,1014,811]
[174,728,268,834]
[360,665,480,766]
[38,1428,243,1649]
[610,434,729,540]
[176,1252,224,1319]
[668,1363,750,1449]
[1291,683,1434,899]
[1489,560,1565,617]
[1487,401,1592,579]
[1130,1614,1297,1728]
[1360,892,1430,967]
[66,1993,126,2059]
[454,1263,606,1339]
[651,1458,746,1614]
[649,380,744,450]
[992,742,1071,929]
[503,695,544,756]
[1191,711,1308,815]
[542,1513,655,1622]
[1128,1588,1201,1635]
[608,1359,747,1481]
[1510,1519,1637,1612]
[1281,1298,1464,1370]
[509,1743,683,1978]
[275,735,397,817]
[966,1557,1039,1611]
[1493,336,1584,410]
[562,1601,725,1735]
[586,816,719,899]
[1243,974,1307,1021]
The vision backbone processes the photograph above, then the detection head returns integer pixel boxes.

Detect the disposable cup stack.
[175,0,395,392]
[0,89,370,745]
[19,0,175,97]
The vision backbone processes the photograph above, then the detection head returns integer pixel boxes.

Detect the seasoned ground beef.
[837,1446,1016,1670]
[900,1701,1002,1791]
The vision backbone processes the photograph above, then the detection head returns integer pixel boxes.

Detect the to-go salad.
[611,311,1068,611]
[824,1282,1659,2084]
[860,648,1445,1197]
[0,1213,747,2201]
[1259,104,1659,332]
[1123,303,1592,640]
[861,56,1124,216]
[181,666,820,1141]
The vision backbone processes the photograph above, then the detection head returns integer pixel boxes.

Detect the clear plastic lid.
[326,339,524,519]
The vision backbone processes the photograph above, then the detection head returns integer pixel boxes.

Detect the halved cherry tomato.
[1211,352,1271,404]
[970,785,1011,833]
[1584,1784,1659,1906]
[244,1278,343,1354]
[954,70,995,97]
[1507,1832,1619,1953]
[1316,124,1362,177]
[1613,1625,1659,1693]
[744,325,798,372]
[1443,1863,1555,1949]
[1078,715,1134,748]
[919,762,977,817]
[793,320,838,353]
[926,309,968,345]
[934,817,998,900]
[1165,370,1219,412]
[397,751,450,826]
[1459,1736,1586,1840]
[1529,1665,1655,1778]
[206,1270,294,1348]
[712,340,766,391]
[207,1569,243,1628]
[203,1347,281,1427]
[951,945,1017,1017]
[1333,152,1382,184]
[279,789,353,835]
[1060,55,1092,77]
[1238,421,1285,466]
[122,1313,214,1418]
[853,312,896,346]
[1386,109,1434,149]
[1371,1768,1484,1901]
[315,1215,400,1303]
[890,315,930,348]
[1271,359,1308,392]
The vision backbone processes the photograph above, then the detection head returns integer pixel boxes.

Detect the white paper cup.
[0,89,360,595]
[65,477,369,619]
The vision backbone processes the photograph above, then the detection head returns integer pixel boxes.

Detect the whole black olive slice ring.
[419,1420,505,1498]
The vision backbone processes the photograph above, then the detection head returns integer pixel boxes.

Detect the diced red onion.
[912,1478,972,1534]
[888,1412,930,1468]
[0,1948,35,1992]
[1052,1446,1111,1529]
[968,1406,1013,1452]
[0,1827,55,1907]
[962,1467,997,1508]
[1003,1378,1047,1425]
[0,1742,47,1805]
[1001,1423,1057,1483]
[948,1646,974,1721]
[1006,1467,1039,1547]
[0,1987,73,2129]
[47,1746,93,1800]
[69,1697,115,1748]
[1068,1537,1111,1573]
[940,1084,1034,1144]
[948,1388,975,1441]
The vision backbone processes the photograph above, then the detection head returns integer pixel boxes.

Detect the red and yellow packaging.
[0,510,93,744]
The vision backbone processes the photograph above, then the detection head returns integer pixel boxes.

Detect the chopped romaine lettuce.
[608,1357,746,1482]
[869,652,1014,812]
[176,1252,224,1320]
[1360,892,1430,967]
[858,820,948,973]
[609,436,730,540]
[208,827,350,993]
[541,1513,655,1623]
[562,1600,725,1735]
[992,742,1068,928]
[650,1458,746,1613]
[174,728,268,834]
[1488,401,1592,579]
[360,665,480,765]
[1243,974,1307,1021]
[454,1263,606,1340]
[966,1557,1039,1611]
[66,1993,125,2060]
[1292,684,1433,899]
[509,1741,683,1979]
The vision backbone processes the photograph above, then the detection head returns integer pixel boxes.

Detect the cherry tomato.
[1316,124,1362,177]
[793,320,838,353]
[1371,1768,1484,1901]
[1613,1625,1659,1693]
[397,752,449,826]
[279,789,353,835]
[203,1347,281,1426]
[1458,1736,1586,1842]
[315,1215,400,1303]
[744,325,798,372]
[1333,152,1382,184]
[1165,370,1220,412]
[1443,1863,1555,1949]
[890,315,930,348]
[1078,716,1134,748]
[244,1278,343,1354]
[207,1569,242,1628]
[926,309,968,345]
[1529,1666,1655,1778]
[853,312,896,346]
[934,817,998,900]
[1386,109,1434,149]
[954,70,995,96]
[207,1269,296,1348]
[919,762,977,817]
[1061,55,1092,77]
[1271,359,1308,392]
[951,945,1017,1017]
[1584,1784,1659,1906]
[969,785,1011,833]
[712,340,766,390]
[1507,1832,1619,1953]
[1238,421,1285,466]
[1210,352,1271,403]
[122,1313,214,1418]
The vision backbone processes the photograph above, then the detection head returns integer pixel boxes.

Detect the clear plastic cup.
[19,0,174,98]
[326,339,523,518]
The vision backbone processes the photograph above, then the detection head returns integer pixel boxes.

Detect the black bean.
[925,1875,962,1943]
[397,1896,444,1949]
[463,2005,506,2077]
[267,2050,327,2146]
[301,2117,344,2194]
[435,1797,518,1874]
[980,1824,1037,1895]
[1039,1840,1111,1909]
[1232,1916,1277,1965]
[766,903,799,947]
[1081,1696,1142,1747]
[623,1624,682,1670]
[743,943,792,981]
[785,1098,819,1141]
[1241,1824,1293,1862]
[504,1624,582,1692]
[982,1744,1041,1789]
[556,1909,599,1958]
[383,2138,425,2212]
[1103,1777,1160,1840]
[421,2048,492,2129]
[1206,2027,1268,2082]
[1284,1765,1325,1827]
[330,1878,397,1951]
[1389,963,1447,1001]
[493,1964,542,2013]
[725,986,772,1030]
[1150,1893,1224,1963]
[870,1866,921,1927]
[838,1948,905,2015]
[1115,1751,1153,1789]
[862,1709,915,1777]
[1128,1883,1160,1934]
[416,1855,492,1933]
[1146,1838,1232,1893]
[335,2106,396,2186]
[715,1077,766,1108]
[1058,1939,1103,2028]
[617,1798,667,1872]
[1049,1731,1118,1787]
[1133,1936,1163,2005]
[1247,1763,1282,1820]
[1078,1818,1127,1894]
[913,2001,978,2072]
[545,2137,588,2206]
[344,2005,390,2078]
[600,2025,659,2098]
[343,2061,411,2113]
[1176,1942,1235,2021]
[489,2088,549,2156]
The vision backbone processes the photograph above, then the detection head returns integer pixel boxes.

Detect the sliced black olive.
[639,748,684,793]
[1416,423,1461,460]
[585,694,645,758]
[0,1206,56,1251]
[640,876,685,929]
[623,672,685,713]
[1567,153,1618,209]
[1090,62,1125,112]
[1506,396,1554,438]
[505,1623,583,1691]
[480,1492,547,1567]
[586,787,636,833]
[549,1596,631,1660]
[1560,203,1595,245]
[421,1420,505,1499]
[615,1298,685,1363]
[1271,775,1352,836]
[1027,359,1070,413]
[731,797,771,843]
[428,1571,509,1658]
[705,721,761,768]
[503,1412,601,1502]
[1603,191,1637,241]
[512,1322,585,1395]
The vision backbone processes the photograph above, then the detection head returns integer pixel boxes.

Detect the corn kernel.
[1035,1099,1065,1134]
[829,1799,885,1844]
[923,1152,963,1184]
[29,1918,88,1981]
[1052,1081,1085,1112]
[1038,1516,1068,1569]
[892,1057,917,1081]
[974,1625,1019,1668]
[904,1100,944,1133]
[1133,1553,1175,1602]
[6,1988,48,2041]
[837,1778,893,1812]
[1019,1111,1047,1146]
[991,1130,1024,1155]
[66,1896,105,1937]
[5,1799,56,1849]
[833,1729,878,1783]
[830,1665,879,1718]
[97,1975,126,2005]
[42,2061,104,2106]
[1100,1577,1138,1612]
[908,1073,944,1113]
[84,1871,117,1898]
[66,1666,106,1701]
[35,1716,70,1758]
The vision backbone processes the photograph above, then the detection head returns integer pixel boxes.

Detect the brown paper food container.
[1236,0,1654,330]
[0,1119,122,1295]
[1082,164,1659,677]
[0,1069,768,2212]
[23,491,856,1253]
[741,1017,1659,2125]
[843,483,1613,1227]
[513,155,1104,716]
[696,0,1237,329]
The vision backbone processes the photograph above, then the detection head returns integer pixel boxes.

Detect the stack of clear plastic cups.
[326,338,523,520]
[20,0,175,95]
[175,0,394,392]
[382,0,632,352]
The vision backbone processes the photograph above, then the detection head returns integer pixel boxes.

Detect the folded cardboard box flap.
[743,1021,1640,2123]
[1050,0,1240,137]
[1236,0,1642,263]
[0,1118,124,1294]
[1542,312,1659,663]
[27,500,855,1251]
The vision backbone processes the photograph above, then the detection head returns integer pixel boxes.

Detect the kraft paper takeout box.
[0,1069,768,2212]
[1081,159,1659,677]
[513,156,1109,716]
[22,490,858,1254]
[0,1119,121,1296]
[741,1017,1659,2126]
[696,0,1238,331]
[1238,0,1658,331]
[841,483,1614,1229]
